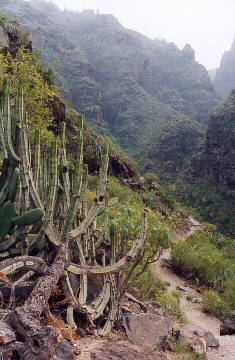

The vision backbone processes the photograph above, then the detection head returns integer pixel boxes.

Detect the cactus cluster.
[0,81,147,334]
[0,81,44,254]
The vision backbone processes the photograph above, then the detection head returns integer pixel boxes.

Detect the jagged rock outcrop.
[214,38,235,97]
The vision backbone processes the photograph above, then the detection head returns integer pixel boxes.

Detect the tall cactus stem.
[34,129,41,191]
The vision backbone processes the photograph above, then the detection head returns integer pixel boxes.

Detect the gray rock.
[180,324,219,354]
[123,312,170,348]
[220,315,235,335]
[205,330,220,348]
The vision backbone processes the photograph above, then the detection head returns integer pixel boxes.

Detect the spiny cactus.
[0,80,147,352]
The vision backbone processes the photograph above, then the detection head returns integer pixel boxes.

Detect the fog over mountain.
[50,0,235,69]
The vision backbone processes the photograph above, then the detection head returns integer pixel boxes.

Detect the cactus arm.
[0,228,23,252]
[4,83,20,162]
[67,305,77,330]
[69,200,104,238]
[28,171,43,208]
[34,129,41,191]
[63,133,83,236]
[92,277,111,319]
[0,113,7,158]
[99,274,118,334]
[97,145,109,199]
[0,158,9,191]
[0,256,47,275]
[110,223,118,264]
[46,226,60,246]
[8,167,20,202]
[61,122,70,211]
[44,141,58,224]
[69,146,109,238]
[68,210,147,275]
[0,175,11,206]
[62,271,78,330]
[76,240,88,305]
[19,102,30,212]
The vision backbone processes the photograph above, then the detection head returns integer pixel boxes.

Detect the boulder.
[123,312,170,348]
[0,321,16,344]
[220,315,235,335]
[180,324,219,354]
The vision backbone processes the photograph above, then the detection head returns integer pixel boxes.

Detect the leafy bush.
[133,266,167,301]
[172,230,235,288]
[172,229,235,318]
[155,291,182,317]
[203,290,231,319]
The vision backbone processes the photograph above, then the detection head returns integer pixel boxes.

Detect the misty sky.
[51,0,235,69]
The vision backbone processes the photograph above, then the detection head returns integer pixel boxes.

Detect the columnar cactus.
[0,81,147,340]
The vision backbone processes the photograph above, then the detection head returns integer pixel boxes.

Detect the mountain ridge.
[0,0,219,180]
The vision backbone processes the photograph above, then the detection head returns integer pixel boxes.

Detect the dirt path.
[154,217,235,360]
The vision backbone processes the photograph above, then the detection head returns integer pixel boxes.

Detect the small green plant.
[133,266,167,300]
[172,338,207,360]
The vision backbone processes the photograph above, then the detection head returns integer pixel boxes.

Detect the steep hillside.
[181,91,235,235]
[0,10,135,180]
[214,38,235,97]
[0,0,218,180]
[0,13,186,359]
[205,92,235,187]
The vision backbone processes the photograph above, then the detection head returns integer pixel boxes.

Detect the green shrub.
[171,230,235,288]
[133,266,167,301]
[202,290,231,319]
[172,229,235,318]
[155,291,182,317]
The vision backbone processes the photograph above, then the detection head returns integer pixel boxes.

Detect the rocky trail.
[154,217,235,360]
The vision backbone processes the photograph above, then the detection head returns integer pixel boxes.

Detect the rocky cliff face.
[181,91,235,235]
[204,91,235,187]
[0,0,218,181]
[65,11,217,124]
[214,38,235,97]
